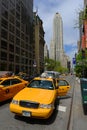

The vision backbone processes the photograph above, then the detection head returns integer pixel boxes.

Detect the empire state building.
[50,12,65,65]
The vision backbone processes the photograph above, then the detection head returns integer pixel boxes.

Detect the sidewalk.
[69,77,87,130]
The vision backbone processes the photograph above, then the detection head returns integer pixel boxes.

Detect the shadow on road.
[14,99,59,125]
[58,94,72,100]
[0,99,11,106]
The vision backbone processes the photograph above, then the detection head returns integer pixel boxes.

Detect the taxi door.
[10,78,26,96]
[0,79,12,102]
[56,79,70,96]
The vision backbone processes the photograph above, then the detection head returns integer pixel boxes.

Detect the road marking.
[58,105,66,112]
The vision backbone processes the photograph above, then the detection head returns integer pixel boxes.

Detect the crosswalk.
[58,105,67,112]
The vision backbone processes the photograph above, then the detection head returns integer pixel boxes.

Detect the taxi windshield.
[27,80,54,90]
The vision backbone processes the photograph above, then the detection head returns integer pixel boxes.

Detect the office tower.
[33,12,45,74]
[0,0,33,74]
[44,43,49,58]
[50,12,64,62]
[49,12,69,68]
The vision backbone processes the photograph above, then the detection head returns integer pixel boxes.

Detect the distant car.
[0,71,14,77]
[41,71,60,79]
[16,72,30,81]
[0,76,28,102]
[10,76,70,119]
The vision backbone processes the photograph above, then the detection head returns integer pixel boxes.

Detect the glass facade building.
[0,0,34,74]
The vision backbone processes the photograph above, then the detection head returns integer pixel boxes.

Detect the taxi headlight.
[39,103,54,109]
[11,99,19,105]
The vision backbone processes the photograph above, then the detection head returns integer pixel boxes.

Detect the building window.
[1,18,8,29]
[9,63,14,71]
[16,29,20,37]
[1,40,8,50]
[16,12,20,20]
[1,29,8,39]
[26,36,29,42]
[9,0,15,6]
[16,20,20,29]
[21,33,25,40]
[15,47,20,54]
[9,33,14,43]
[21,40,25,48]
[2,0,8,9]
[9,24,15,33]
[9,14,15,24]
[16,3,20,12]
[21,23,25,32]
[1,51,7,60]
[15,56,20,63]
[9,54,14,62]
[9,44,14,52]
[1,7,8,19]
[16,37,20,46]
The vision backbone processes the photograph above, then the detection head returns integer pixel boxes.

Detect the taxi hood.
[13,87,56,104]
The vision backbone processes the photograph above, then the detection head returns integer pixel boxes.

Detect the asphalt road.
[0,75,76,130]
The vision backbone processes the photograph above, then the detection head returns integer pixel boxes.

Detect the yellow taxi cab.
[10,76,71,119]
[0,76,28,102]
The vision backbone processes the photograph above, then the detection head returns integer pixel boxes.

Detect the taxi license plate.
[22,111,31,117]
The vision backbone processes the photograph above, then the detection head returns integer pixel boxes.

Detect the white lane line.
[58,105,66,112]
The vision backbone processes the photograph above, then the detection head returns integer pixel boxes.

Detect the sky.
[33,0,84,60]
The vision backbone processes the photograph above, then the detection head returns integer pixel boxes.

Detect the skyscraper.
[0,0,33,74]
[50,12,64,62]
[50,12,69,68]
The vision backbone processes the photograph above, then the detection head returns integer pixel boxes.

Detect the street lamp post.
[33,60,37,77]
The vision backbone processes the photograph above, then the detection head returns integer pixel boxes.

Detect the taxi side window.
[1,80,10,87]
[58,80,69,86]
[11,79,22,85]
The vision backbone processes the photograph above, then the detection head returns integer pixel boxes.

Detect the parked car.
[0,76,28,102]
[10,76,70,119]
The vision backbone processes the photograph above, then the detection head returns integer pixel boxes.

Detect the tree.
[74,50,87,77]
[44,57,68,73]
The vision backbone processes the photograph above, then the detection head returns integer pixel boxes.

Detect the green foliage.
[74,50,87,77]
[44,57,68,73]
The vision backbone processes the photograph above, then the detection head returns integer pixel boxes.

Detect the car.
[16,72,30,81]
[10,76,71,119]
[0,76,28,102]
[41,71,60,79]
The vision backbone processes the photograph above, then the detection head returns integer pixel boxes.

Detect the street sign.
[72,58,76,65]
